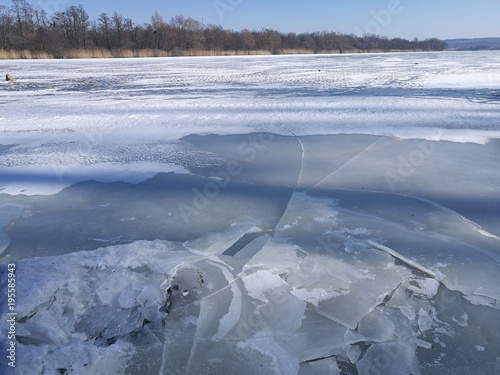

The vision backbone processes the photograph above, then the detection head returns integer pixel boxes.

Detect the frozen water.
[356,339,420,375]
[299,358,340,375]
[407,278,440,299]
[1,52,500,374]
[1,52,500,195]
[418,308,434,333]
[357,308,396,343]
[0,203,31,256]
[298,309,347,362]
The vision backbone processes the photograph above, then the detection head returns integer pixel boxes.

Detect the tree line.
[0,0,447,58]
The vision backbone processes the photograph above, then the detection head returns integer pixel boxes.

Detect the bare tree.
[112,11,123,48]
[254,29,282,52]
[10,0,35,48]
[52,5,89,49]
[298,33,317,51]
[73,4,89,49]
[204,24,230,52]
[0,1,448,57]
[283,32,299,50]
[33,7,49,50]
[237,29,255,52]
[169,16,204,50]
[151,10,167,50]
[98,13,111,49]
[11,0,29,38]
[0,5,13,50]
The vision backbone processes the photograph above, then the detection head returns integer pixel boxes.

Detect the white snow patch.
[407,278,440,298]
[0,162,189,195]
[242,270,288,303]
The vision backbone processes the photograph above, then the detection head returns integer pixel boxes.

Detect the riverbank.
[0,47,429,60]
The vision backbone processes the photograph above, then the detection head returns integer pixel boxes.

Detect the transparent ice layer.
[1,133,499,374]
[1,51,500,374]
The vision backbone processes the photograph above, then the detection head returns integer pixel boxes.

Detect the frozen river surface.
[1,52,500,374]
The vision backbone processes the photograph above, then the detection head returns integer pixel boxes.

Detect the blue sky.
[28,0,500,39]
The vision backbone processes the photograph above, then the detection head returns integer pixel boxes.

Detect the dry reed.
[0,48,425,60]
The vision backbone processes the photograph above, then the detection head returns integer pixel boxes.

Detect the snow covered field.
[1,51,500,374]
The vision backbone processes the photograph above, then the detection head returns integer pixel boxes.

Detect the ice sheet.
[1,133,499,375]
[2,188,499,374]
[2,52,500,195]
[1,52,500,374]
[0,203,31,255]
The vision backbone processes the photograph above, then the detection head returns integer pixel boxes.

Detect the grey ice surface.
[1,133,500,375]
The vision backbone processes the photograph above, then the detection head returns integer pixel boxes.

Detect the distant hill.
[445,38,500,51]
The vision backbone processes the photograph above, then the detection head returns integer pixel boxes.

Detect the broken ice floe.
[1,192,500,374]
